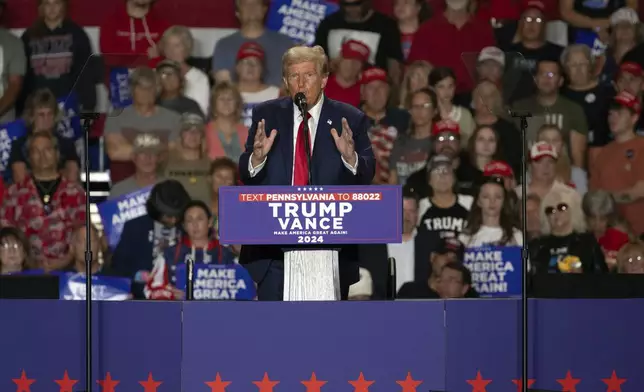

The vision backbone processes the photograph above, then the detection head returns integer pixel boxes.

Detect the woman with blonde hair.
[205,82,248,161]
[535,124,587,194]
[399,61,432,109]
[529,187,607,274]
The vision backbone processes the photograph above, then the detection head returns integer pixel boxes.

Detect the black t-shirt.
[314,11,404,69]
[9,133,80,173]
[568,0,625,44]
[529,232,609,274]
[506,42,565,103]
[404,152,478,197]
[561,84,611,147]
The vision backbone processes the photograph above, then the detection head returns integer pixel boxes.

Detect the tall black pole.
[80,113,99,392]
[511,110,531,392]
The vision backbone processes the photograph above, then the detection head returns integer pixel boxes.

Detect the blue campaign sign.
[575,30,607,57]
[265,0,339,45]
[98,185,153,248]
[218,185,402,245]
[174,263,256,300]
[58,273,132,300]
[56,93,82,141]
[109,67,133,108]
[0,119,27,173]
[241,102,256,128]
[463,245,522,298]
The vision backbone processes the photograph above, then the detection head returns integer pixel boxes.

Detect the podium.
[218,185,402,300]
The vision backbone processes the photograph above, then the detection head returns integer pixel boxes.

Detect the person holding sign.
[239,45,375,300]
[145,200,236,300]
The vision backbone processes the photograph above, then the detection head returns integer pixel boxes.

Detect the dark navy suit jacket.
[238,96,376,285]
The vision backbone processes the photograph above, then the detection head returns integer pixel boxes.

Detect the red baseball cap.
[484,160,514,178]
[618,61,643,78]
[432,120,460,137]
[522,0,546,13]
[360,67,388,85]
[237,42,265,62]
[341,39,370,62]
[612,91,641,113]
[530,141,558,161]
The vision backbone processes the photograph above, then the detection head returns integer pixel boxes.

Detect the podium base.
[283,249,340,301]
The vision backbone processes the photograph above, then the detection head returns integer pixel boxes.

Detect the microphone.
[294,92,313,185]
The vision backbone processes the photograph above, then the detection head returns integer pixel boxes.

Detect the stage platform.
[1,299,642,391]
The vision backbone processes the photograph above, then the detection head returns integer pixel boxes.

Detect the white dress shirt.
[248,95,359,183]
[184,67,211,116]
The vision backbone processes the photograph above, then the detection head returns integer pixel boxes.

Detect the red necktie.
[293,112,312,186]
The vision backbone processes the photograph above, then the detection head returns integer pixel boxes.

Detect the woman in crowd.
[205,82,248,160]
[159,25,210,115]
[155,60,204,118]
[1,131,85,272]
[145,200,236,300]
[459,176,523,247]
[429,67,475,147]
[235,42,280,127]
[209,157,239,221]
[529,187,608,274]
[398,61,432,109]
[536,124,587,194]
[461,125,504,188]
[0,227,33,275]
[389,87,437,185]
[164,113,211,203]
[583,190,631,270]
[601,8,642,82]
[10,89,80,184]
[393,0,431,61]
[617,241,644,273]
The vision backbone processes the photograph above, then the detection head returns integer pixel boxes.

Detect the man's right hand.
[251,119,277,167]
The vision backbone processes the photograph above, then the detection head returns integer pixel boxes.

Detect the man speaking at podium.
[239,45,376,301]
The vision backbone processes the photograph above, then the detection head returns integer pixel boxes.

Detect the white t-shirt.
[459,226,523,248]
[184,67,211,116]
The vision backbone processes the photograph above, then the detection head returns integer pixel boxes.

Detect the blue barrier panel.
[181,301,446,391]
[0,300,182,391]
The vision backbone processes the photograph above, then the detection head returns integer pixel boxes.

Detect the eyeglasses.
[436,135,458,143]
[545,203,569,215]
[523,16,543,24]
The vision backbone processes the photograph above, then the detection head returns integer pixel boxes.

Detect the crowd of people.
[1,0,644,301]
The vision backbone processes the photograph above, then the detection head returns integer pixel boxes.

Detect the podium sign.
[218,185,402,245]
[463,246,522,298]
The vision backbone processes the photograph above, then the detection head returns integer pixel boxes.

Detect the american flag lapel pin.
[327,119,332,125]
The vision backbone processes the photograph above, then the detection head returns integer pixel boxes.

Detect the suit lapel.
[312,98,334,169]
[278,98,295,183]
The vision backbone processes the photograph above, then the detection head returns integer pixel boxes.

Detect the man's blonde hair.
[281,45,329,79]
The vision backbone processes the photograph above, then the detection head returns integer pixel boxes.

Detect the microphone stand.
[186,254,195,301]
[511,110,532,392]
[298,104,313,185]
[80,112,99,392]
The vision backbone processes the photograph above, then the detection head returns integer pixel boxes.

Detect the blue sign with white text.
[174,263,256,300]
[218,185,402,245]
[98,186,153,248]
[0,119,26,174]
[59,273,132,300]
[109,67,133,108]
[463,245,522,298]
[265,0,339,45]
[57,93,82,141]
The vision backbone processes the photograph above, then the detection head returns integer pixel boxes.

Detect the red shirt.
[407,14,495,93]
[0,177,86,265]
[324,75,361,108]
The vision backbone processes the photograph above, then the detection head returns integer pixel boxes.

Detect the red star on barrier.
[55,370,78,392]
[556,370,581,392]
[139,372,162,392]
[466,371,492,392]
[511,378,536,392]
[396,372,423,392]
[97,372,120,392]
[12,370,35,392]
[205,373,231,392]
[602,370,627,392]
[348,372,375,392]
[301,372,327,392]
[252,372,280,392]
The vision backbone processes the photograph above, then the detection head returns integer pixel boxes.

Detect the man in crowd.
[0,0,26,123]
[360,67,408,184]
[389,189,419,292]
[590,91,644,236]
[212,0,293,86]
[324,39,370,107]
[315,0,403,85]
[104,66,181,183]
[518,141,579,200]
[156,60,204,118]
[512,59,588,168]
[109,133,164,199]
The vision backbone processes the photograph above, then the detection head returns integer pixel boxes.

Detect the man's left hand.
[331,117,357,166]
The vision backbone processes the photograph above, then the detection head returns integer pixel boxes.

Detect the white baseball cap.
[610,7,639,26]
[478,46,505,67]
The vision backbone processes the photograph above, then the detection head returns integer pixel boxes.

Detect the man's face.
[285,61,328,107]
[41,0,65,21]
[434,132,460,158]
[428,166,455,193]
[477,60,503,84]
[236,57,263,83]
[341,0,369,22]
[565,51,591,87]
[237,0,266,25]
[362,80,389,112]
[133,150,158,174]
[181,128,202,150]
[531,157,556,182]
[438,267,468,298]
[616,72,643,96]
[33,106,56,132]
[132,82,157,106]
[535,61,562,96]
[520,8,545,41]
[158,68,181,95]
[402,197,418,233]
[29,136,57,171]
[608,107,636,135]
[337,58,362,81]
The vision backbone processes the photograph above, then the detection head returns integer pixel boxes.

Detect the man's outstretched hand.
[251,119,277,167]
[331,117,357,166]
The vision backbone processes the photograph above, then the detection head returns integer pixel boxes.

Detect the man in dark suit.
[238,45,376,301]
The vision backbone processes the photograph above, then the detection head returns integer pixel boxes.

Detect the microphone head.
[294,92,307,108]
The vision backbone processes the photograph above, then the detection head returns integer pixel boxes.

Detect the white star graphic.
[297,187,301,191]
[319,187,324,191]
